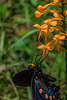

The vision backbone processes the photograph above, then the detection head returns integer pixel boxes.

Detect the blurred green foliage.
[0,0,66,100]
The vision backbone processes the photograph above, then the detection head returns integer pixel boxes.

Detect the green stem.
[0,0,9,35]
[48,52,59,75]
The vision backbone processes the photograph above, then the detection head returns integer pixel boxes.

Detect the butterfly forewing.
[13,70,33,86]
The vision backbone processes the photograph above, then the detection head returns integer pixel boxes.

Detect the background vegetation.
[0,0,66,100]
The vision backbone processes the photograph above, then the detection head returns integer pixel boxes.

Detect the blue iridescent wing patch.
[31,76,43,100]
[34,76,61,100]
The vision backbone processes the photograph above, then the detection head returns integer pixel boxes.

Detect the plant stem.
[61,0,67,99]
[48,52,59,75]
[7,72,20,100]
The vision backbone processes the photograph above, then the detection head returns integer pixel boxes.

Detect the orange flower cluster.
[34,0,67,58]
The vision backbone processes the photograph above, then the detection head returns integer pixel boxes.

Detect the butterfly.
[13,55,61,100]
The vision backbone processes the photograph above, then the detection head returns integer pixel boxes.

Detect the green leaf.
[0,5,6,14]
[8,29,39,50]
[27,87,31,100]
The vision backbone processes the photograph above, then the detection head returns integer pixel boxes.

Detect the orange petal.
[52,17,63,21]
[44,19,58,26]
[59,32,67,36]
[53,34,65,40]
[45,42,54,51]
[47,45,54,51]
[33,24,41,29]
[42,29,47,33]
[38,3,53,12]
[44,19,51,23]
[46,10,58,14]
[53,35,58,40]
[49,27,54,32]
[37,45,45,49]
[59,36,65,40]
[41,24,48,29]
[35,11,43,18]
[53,13,59,17]
[38,5,45,12]
[50,21,57,26]
[53,0,59,6]
[53,13,64,18]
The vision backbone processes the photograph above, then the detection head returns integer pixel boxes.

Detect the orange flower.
[44,19,58,26]
[38,3,53,12]
[53,34,65,52]
[49,27,54,32]
[33,24,48,30]
[53,35,65,41]
[33,23,58,42]
[50,21,57,26]
[35,11,43,18]
[33,24,41,29]
[37,1,59,12]
[37,41,54,58]
[35,9,58,18]
[53,0,59,6]
[53,13,64,18]
[33,24,48,41]
[38,5,45,12]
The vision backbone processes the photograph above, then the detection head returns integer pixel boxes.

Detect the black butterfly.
[13,55,61,100]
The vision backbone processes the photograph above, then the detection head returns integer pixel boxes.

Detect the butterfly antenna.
[34,55,42,65]
[33,50,41,64]
[34,51,43,65]
[30,55,34,64]
[12,58,23,65]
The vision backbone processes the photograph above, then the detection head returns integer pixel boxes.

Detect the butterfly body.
[13,65,56,86]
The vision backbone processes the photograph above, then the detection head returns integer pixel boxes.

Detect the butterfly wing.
[31,75,44,100]
[13,69,33,86]
[31,75,61,100]
[38,81,61,100]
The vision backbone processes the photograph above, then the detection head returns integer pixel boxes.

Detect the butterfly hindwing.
[31,75,61,100]
[31,74,49,100]
[31,75,44,100]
